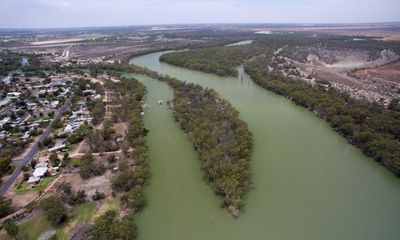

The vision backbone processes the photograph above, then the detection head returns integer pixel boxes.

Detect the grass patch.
[18,213,53,240]
[70,202,97,224]
[58,202,97,237]
[16,176,55,194]
[0,199,117,239]
[69,158,81,167]
[17,212,54,240]
[91,197,118,220]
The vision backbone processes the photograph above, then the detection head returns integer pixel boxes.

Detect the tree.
[62,152,69,162]
[49,153,60,167]
[39,196,67,226]
[120,186,146,211]
[92,191,106,201]
[0,155,12,177]
[67,190,86,206]
[23,172,30,181]
[57,181,72,196]
[51,119,63,129]
[388,98,400,112]
[79,151,106,179]
[112,168,146,192]
[0,197,13,218]
[88,210,137,240]
[30,159,37,169]
[4,220,18,240]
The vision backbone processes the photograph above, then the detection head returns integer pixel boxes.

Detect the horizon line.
[1,21,400,31]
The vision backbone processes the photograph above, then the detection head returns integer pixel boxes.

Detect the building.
[48,139,66,152]
[28,161,49,186]
[27,176,41,185]
[21,131,30,141]
[33,166,48,178]
[7,92,21,99]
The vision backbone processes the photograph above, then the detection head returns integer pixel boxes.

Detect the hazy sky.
[1,0,400,28]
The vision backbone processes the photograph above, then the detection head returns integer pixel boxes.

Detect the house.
[0,130,9,138]
[2,76,11,84]
[21,131,30,141]
[51,100,59,108]
[28,161,49,185]
[0,117,10,128]
[7,92,21,99]
[27,102,38,110]
[35,161,48,168]
[48,144,66,152]
[49,80,66,88]
[33,166,48,178]
[83,89,96,96]
[63,124,74,134]
[94,94,102,100]
[27,176,41,185]
[48,139,66,152]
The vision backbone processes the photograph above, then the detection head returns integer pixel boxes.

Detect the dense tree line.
[85,119,120,153]
[106,77,149,216]
[88,99,105,125]
[245,56,400,175]
[160,44,269,76]
[108,64,252,216]
[88,210,137,240]
[154,34,400,176]
[0,51,24,76]
[93,62,253,216]
[0,50,42,76]
[159,32,400,78]
[253,32,400,55]
[171,82,252,216]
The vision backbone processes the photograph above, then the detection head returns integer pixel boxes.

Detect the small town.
[0,55,147,238]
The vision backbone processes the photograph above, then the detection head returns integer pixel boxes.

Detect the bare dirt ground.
[8,191,37,209]
[59,170,113,196]
[10,37,197,61]
[280,43,400,103]
[350,60,400,84]
[71,139,91,155]
[113,122,128,136]
[5,173,63,209]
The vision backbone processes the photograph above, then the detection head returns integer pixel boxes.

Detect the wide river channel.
[129,51,400,240]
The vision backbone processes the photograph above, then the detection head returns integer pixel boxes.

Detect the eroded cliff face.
[283,46,399,70]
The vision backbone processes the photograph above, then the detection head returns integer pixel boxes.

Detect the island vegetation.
[95,62,253,217]
[156,41,400,176]
[160,44,269,76]
[171,82,252,216]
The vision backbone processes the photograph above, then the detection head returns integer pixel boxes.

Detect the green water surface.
[130,52,400,240]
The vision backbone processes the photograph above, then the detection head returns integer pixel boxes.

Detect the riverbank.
[158,47,400,177]
[123,66,252,216]
[129,51,400,240]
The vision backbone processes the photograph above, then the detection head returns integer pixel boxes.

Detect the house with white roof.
[33,166,48,178]
[7,92,21,99]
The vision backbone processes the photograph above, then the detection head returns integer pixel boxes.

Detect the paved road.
[0,100,70,196]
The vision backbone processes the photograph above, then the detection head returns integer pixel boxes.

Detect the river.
[130,51,400,240]
[226,40,254,46]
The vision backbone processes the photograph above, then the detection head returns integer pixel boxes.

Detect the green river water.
[130,51,400,240]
